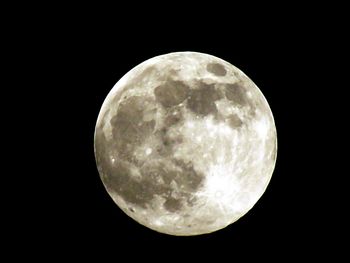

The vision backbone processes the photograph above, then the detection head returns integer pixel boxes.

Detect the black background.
[52,46,318,255]
[8,4,343,260]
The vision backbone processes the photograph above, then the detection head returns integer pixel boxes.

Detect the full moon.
[94,52,277,236]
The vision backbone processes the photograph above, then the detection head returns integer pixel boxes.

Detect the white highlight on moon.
[94,51,277,236]
[255,117,269,139]
[145,148,152,155]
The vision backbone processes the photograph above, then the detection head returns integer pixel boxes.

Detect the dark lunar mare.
[96,87,205,212]
[110,96,155,160]
[154,80,190,108]
[206,63,227,76]
[225,83,248,106]
[187,81,222,117]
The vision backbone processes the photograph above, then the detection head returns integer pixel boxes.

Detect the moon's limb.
[94,52,277,236]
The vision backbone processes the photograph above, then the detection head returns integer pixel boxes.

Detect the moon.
[94,52,277,236]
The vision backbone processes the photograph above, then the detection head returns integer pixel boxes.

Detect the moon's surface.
[94,52,277,236]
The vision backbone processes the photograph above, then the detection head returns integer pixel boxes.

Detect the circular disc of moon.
[94,52,277,236]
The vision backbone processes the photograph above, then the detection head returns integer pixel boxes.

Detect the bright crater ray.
[94,52,277,236]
